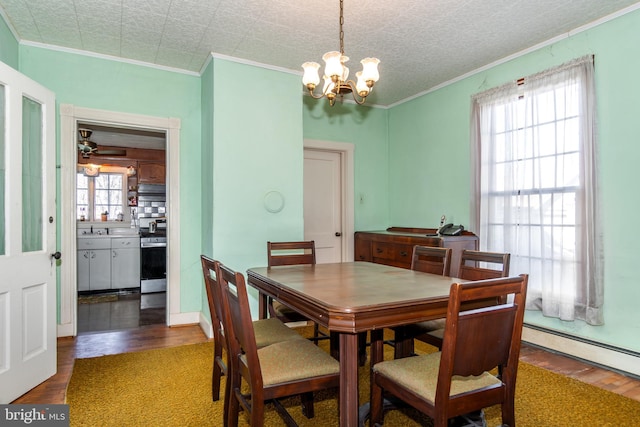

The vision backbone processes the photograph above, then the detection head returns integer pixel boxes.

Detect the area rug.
[66,335,640,426]
[77,294,119,304]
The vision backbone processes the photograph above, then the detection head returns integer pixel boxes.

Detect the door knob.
[335,232,342,237]
[51,251,62,260]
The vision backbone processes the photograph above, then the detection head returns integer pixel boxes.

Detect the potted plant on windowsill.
[101,211,108,222]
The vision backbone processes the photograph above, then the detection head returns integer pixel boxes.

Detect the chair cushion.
[373,352,500,403]
[427,328,444,339]
[273,301,309,322]
[403,318,446,335]
[249,339,340,386]
[252,318,306,348]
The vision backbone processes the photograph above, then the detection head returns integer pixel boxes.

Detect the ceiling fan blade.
[93,149,127,156]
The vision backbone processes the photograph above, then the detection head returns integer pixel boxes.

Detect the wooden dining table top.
[247,261,459,333]
[247,261,463,427]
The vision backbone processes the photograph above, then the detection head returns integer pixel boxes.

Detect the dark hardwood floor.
[12,324,640,405]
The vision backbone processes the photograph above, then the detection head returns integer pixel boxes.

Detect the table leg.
[392,326,415,359]
[257,292,268,319]
[339,332,359,427]
[358,329,384,427]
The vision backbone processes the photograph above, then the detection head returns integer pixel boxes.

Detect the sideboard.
[354,227,479,278]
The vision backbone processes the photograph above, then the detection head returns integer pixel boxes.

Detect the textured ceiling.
[1,0,639,107]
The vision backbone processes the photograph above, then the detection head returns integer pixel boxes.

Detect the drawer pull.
[376,248,383,254]
[400,251,408,257]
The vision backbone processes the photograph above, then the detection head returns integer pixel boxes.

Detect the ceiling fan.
[77,128,127,158]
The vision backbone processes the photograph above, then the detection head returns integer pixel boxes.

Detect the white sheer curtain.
[470,56,604,325]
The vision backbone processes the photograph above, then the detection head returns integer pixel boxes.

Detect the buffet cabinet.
[354,227,479,278]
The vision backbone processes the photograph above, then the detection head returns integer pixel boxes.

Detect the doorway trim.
[58,105,181,337]
[303,139,354,261]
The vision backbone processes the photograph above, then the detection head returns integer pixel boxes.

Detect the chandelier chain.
[339,0,344,55]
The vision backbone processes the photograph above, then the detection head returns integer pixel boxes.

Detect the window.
[471,56,603,325]
[77,170,125,221]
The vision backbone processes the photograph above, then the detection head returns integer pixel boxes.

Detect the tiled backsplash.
[135,200,166,219]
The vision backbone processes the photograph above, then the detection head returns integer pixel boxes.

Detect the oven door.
[140,243,166,293]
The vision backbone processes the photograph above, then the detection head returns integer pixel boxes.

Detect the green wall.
[387,8,640,353]
[17,46,204,314]
[200,58,214,318]
[209,58,305,308]
[0,17,18,69]
[303,97,390,231]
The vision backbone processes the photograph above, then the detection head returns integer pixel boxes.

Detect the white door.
[0,61,57,403]
[304,149,342,263]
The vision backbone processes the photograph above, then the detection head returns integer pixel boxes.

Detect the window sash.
[470,55,603,325]
[77,172,125,221]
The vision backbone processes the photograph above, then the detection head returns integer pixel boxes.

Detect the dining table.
[246,261,460,427]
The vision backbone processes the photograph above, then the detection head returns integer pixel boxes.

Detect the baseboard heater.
[523,323,640,379]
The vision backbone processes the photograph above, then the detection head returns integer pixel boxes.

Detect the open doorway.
[58,105,182,338]
[75,123,167,333]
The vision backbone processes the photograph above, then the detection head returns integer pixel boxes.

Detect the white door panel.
[0,61,57,403]
[304,149,342,264]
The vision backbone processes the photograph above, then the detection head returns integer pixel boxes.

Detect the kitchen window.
[77,169,126,221]
[470,55,603,325]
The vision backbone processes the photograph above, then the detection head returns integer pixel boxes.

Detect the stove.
[139,226,167,293]
[140,228,167,245]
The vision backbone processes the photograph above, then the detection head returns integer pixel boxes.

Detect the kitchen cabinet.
[77,236,141,291]
[137,162,165,184]
[77,238,111,291]
[354,227,479,277]
[111,237,141,289]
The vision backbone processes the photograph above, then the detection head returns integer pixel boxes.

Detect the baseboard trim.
[168,311,199,326]
[199,313,213,339]
[522,324,640,378]
[57,323,74,338]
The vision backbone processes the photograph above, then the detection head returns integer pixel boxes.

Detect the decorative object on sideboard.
[301,0,380,106]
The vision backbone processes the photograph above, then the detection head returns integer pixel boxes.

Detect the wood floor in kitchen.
[76,290,166,333]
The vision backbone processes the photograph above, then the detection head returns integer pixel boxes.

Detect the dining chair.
[370,274,529,427]
[407,249,512,352]
[458,249,511,280]
[217,262,340,427]
[200,255,305,405]
[266,241,329,343]
[390,246,452,359]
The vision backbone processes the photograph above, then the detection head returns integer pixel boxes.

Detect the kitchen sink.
[77,227,140,237]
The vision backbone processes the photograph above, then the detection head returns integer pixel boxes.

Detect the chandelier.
[301,0,380,106]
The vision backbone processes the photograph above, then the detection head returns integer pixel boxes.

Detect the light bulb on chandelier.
[302,0,380,106]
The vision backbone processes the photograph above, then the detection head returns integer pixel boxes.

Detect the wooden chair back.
[266,240,329,344]
[458,249,510,280]
[435,274,528,425]
[371,274,528,427]
[200,255,228,404]
[267,241,316,267]
[411,245,452,276]
[217,262,340,426]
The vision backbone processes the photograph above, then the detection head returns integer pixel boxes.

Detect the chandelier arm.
[343,80,367,105]
[306,88,327,99]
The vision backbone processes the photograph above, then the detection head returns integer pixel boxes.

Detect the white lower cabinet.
[111,237,141,289]
[77,238,112,291]
[77,236,140,291]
